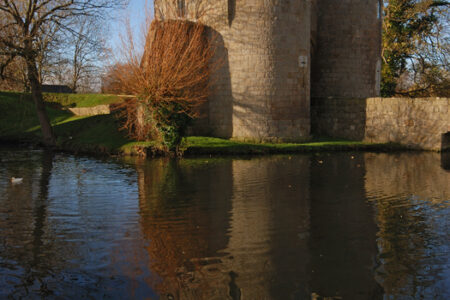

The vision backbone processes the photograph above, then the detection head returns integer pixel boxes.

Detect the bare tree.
[0,55,27,91]
[59,16,109,93]
[35,22,63,85]
[0,0,126,146]
[0,21,59,91]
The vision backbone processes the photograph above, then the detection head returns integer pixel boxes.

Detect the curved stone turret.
[155,0,311,142]
[154,0,382,141]
[311,0,382,98]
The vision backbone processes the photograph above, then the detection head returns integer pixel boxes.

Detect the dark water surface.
[0,146,449,299]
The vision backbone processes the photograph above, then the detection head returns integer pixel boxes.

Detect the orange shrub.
[111,20,218,152]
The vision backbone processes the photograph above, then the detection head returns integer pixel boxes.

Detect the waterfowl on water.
[10,177,23,184]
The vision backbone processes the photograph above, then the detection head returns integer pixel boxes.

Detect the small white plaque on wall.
[299,55,308,68]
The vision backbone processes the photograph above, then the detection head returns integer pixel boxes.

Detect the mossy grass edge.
[0,91,408,157]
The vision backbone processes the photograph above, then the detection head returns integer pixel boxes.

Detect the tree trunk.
[26,59,56,147]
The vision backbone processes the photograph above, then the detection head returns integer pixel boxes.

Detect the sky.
[127,0,153,31]
[109,0,154,56]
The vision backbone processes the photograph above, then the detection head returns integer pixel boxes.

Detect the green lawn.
[0,91,124,108]
[42,92,124,107]
[183,136,402,155]
[0,91,135,154]
[0,91,402,156]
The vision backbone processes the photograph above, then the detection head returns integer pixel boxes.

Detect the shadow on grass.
[51,114,132,153]
[0,91,153,155]
[0,92,70,141]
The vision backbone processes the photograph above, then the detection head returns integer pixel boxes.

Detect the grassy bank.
[44,93,123,108]
[0,91,404,156]
[0,91,135,154]
[183,137,404,155]
[1,91,123,108]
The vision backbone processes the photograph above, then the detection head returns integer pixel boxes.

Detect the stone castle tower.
[154,0,381,142]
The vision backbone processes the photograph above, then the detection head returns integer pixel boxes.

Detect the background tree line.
[1,9,110,94]
[0,0,126,146]
[2,1,449,97]
[381,0,449,97]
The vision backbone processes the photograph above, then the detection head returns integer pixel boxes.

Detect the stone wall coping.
[68,104,111,116]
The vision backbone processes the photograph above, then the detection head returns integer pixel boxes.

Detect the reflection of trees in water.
[135,158,232,298]
[365,153,450,298]
[374,196,433,297]
[30,151,54,291]
[0,150,56,297]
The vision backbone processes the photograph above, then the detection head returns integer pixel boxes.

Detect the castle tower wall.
[311,0,382,98]
[154,0,311,142]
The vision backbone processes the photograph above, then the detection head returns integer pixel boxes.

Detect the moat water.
[0,146,449,299]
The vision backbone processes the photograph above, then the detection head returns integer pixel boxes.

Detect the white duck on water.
[10,177,23,184]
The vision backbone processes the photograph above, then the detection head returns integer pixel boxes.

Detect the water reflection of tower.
[309,153,382,299]
[227,157,311,299]
[135,156,312,299]
[225,158,276,298]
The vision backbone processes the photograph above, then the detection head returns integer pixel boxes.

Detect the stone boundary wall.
[68,104,111,116]
[312,97,449,151]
